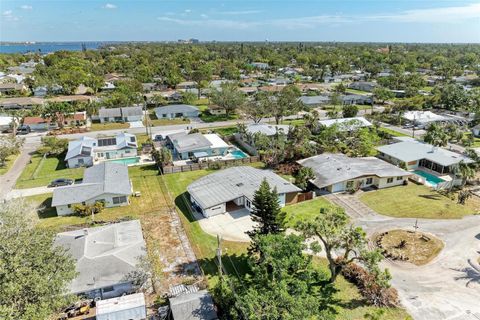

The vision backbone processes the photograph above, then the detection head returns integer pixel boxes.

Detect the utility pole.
[216,234,223,279]
[412,114,416,138]
[143,95,149,138]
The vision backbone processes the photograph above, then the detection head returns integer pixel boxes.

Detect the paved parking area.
[198,209,255,242]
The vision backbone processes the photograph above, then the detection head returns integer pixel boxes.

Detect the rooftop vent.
[236,183,244,187]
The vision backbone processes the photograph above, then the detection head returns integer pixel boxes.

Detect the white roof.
[96,293,146,316]
[377,140,473,167]
[0,116,14,126]
[319,117,372,131]
[246,123,290,136]
[403,111,447,124]
[204,134,229,149]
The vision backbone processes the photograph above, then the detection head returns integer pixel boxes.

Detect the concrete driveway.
[5,186,52,200]
[198,209,255,242]
[356,214,480,320]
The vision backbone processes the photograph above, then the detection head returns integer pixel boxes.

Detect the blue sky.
[1,0,479,42]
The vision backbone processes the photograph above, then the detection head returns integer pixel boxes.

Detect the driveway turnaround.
[198,208,255,242]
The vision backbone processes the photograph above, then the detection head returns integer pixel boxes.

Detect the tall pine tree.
[248,179,282,238]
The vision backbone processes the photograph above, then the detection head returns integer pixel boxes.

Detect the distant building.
[347,81,377,92]
[250,62,269,70]
[98,106,144,123]
[54,220,145,299]
[318,117,372,132]
[299,95,331,107]
[0,83,27,95]
[154,104,200,119]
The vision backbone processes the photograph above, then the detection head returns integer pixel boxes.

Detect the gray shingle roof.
[155,104,199,115]
[99,107,122,118]
[187,166,301,209]
[167,132,212,153]
[54,220,146,295]
[377,140,473,167]
[246,124,290,136]
[169,290,218,320]
[299,95,330,105]
[298,153,411,189]
[52,162,132,206]
[121,106,143,117]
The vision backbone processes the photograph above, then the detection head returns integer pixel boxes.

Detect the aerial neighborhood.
[1,41,480,320]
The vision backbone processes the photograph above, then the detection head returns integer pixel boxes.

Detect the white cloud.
[184,9,191,13]
[216,10,262,15]
[20,5,32,10]
[2,10,19,21]
[102,3,117,9]
[200,14,208,19]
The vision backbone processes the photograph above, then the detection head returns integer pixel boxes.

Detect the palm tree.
[424,123,449,147]
[455,161,476,187]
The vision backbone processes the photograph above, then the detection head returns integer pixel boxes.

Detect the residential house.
[46,95,93,104]
[52,162,133,216]
[33,86,48,97]
[54,220,145,298]
[298,153,411,193]
[65,132,138,168]
[98,106,144,123]
[377,138,473,186]
[0,115,15,132]
[169,290,218,320]
[101,81,116,92]
[96,293,147,320]
[0,83,27,95]
[245,123,290,136]
[318,117,372,132]
[347,81,377,92]
[342,94,373,105]
[166,132,229,160]
[154,104,200,119]
[176,81,197,90]
[187,166,301,217]
[250,62,269,69]
[0,97,44,109]
[207,104,226,115]
[22,112,87,131]
[238,87,258,95]
[299,95,331,107]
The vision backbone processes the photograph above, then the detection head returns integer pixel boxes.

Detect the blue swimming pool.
[107,157,140,165]
[413,170,445,186]
[230,150,248,159]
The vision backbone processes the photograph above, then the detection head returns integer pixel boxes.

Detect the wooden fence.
[162,156,261,174]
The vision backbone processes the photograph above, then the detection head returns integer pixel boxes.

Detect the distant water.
[0,42,110,54]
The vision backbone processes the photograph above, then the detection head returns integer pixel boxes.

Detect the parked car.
[48,178,74,187]
[16,125,30,135]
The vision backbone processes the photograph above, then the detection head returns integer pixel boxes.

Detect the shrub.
[341,262,399,307]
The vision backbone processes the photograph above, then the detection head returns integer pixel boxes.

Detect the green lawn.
[278,118,306,126]
[194,98,209,105]
[90,122,130,131]
[282,197,335,227]
[0,153,19,176]
[146,111,190,126]
[313,258,410,320]
[462,132,480,148]
[360,184,479,219]
[15,153,84,189]
[200,112,238,123]
[378,127,410,137]
[200,126,238,137]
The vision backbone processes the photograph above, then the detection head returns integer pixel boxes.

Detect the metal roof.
[187,166,301,209]
[377,140,474,167]
[54,220,146,295]
[121,106,143,117]
[298,153,411,189]
[96,293,146,317]
[52,162,132,206]
[246,123,290,136]
[154,104,199,115]
[299,95,330,105]
[167,132,212,153]
[169,290,218,320]
[318,117,372,131]
[99,107,121,118]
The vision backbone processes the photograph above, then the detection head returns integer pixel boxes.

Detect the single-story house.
[23,112,87,131]
[377,138,473,179]
[154,104,200,119]
[96,293,147,320]
[65,132,138,168]
[0,115,15,132]
[299,95,331,107]
[0,97,45,109]
[207,104,226,115]
[54,220,145,299]
[33,86,48,97]
[100,81,116,91]
[99,106,143,123]
[52,162,132,216]
[342,94,373,105]
[166,132,229,160]
[250,62,269,69]
[46,95,93,104]
[319,117,372,131]
[238,87,258,95]
[245,123,290,136]
[298,153,411,193]
[187,166,301,217]
[0,83,27,94]
[176,81,197,90]
[347,81,377,92]
[169,290,218,320]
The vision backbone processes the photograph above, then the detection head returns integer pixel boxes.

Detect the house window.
[125,150,130,154]
[387,178,394,183]
[246,199,251,208]
[396,176,403,181]
[346,180,354,189]
[366,178,373,185]
[112,196,127,204]
[130,137,136,142]
[102,286,115,293]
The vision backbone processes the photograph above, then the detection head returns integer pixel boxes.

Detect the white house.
[154,104,200,119]
[187,166,301,218]
[98,106,143,123]
[65,133,138,168]
[298,153,411,193]
[52,162,132,216]
[319,117,372,132]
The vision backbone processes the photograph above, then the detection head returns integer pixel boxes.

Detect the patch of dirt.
[375,229,444,266]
